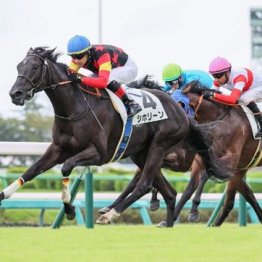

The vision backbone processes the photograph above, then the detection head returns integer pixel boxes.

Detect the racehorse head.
[9,47,59,105]
[182,80,216,96]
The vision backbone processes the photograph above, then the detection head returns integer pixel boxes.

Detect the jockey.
[162,63,213,117]
[162,63,213,94]
[67,35,142,118]
[208,56,262,138]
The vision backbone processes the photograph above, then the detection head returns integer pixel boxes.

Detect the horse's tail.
[187,118,232,181]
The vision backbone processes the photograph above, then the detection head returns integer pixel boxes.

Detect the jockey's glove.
[203,92,214,100]
[68,73,82,83]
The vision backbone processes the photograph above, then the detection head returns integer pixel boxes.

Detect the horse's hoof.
[150,199,160,211]
[0,192,4,202]
[98,207,111,214]
[96,214,111,225]
[156,220,167,228]
[65,206,76,220]
[188,212,200,222]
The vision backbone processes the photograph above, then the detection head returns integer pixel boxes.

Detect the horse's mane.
[29,46,68,72]
[127,75,163,91]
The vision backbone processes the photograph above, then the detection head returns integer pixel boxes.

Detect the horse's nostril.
[13,91,23,98]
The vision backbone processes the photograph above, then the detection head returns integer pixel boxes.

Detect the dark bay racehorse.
[2,47,226,227]
[180,84,262,226]
[101,79,262,226]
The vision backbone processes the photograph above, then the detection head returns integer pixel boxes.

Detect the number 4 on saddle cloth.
[106,87,168,162]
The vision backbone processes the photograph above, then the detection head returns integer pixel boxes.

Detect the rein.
[192,94,204,117]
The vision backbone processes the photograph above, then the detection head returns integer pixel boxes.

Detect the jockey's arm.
[81,70,110,88]
[213,88,242,104]
[82,53,112,89]
[213,76,246,104]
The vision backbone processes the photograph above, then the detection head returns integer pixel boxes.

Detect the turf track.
[0,224,260,262]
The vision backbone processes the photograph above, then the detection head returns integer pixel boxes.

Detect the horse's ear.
[43,47,56,57]
[27,47,34,55]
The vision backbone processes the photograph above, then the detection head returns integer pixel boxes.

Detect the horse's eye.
[33,64,38,70]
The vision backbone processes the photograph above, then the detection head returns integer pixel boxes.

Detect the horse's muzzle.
[9,90,26,106]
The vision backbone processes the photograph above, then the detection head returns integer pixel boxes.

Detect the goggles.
[165,79,179,87]
[212,72,226,79]
[70,52,86,60]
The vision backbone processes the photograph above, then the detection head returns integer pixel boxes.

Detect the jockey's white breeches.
[239,85,262,104]
[108,57,138,85]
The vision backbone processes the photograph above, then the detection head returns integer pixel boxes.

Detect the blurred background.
[1,0,262,226]
[1,0,262,118]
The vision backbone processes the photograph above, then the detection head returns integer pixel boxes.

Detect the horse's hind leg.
[98,168,142,214]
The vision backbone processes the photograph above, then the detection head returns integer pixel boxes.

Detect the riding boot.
[107,80,142,118]
[247,102,262,138]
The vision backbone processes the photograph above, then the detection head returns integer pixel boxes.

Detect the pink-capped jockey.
[208,56,262,138]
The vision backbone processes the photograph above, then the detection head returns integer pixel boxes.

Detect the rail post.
[85,166,94,228]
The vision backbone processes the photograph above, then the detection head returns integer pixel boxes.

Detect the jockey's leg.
[247,102,262,138]
[107,80,142,118]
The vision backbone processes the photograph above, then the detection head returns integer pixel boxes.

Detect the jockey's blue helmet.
[67,35,91,55]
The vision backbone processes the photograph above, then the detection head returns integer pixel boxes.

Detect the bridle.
[17,53,53,98]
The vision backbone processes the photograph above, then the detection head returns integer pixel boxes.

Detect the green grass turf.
[0,224,260,262]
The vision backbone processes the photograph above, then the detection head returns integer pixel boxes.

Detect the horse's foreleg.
[235,172,262,223]
[149,187,160,211]
[154,172,177,227]
[214,180,237,226]
[59,145,102,220]
[188,169,209,222]
[0,144,67,201]
[173,170,201,222]
[99,168,142,214]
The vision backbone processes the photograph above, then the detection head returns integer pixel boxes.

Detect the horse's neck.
[197,100,229,123]
[45,62,85,117]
